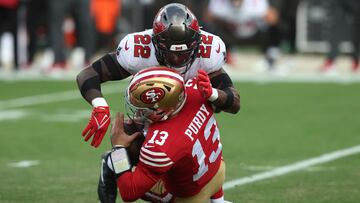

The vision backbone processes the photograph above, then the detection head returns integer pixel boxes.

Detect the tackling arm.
[209,68,240,114]
[77,53,131,147]
[76,52,131,104]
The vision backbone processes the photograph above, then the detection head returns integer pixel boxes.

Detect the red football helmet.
[126,66,186,124]
[152,3,201,73]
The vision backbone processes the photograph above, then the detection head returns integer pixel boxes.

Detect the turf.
[0,80,359,203]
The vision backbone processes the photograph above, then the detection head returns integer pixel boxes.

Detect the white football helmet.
[125,66,186,124]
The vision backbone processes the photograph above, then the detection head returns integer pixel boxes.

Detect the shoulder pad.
[116,30,159,74]
[198,30,226,73]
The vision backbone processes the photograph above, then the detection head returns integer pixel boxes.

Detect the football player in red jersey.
[98,67,227,203]
[77,3,240,148]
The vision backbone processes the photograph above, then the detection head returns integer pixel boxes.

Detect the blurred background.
[0,0,359,79]
[0,0,360,203]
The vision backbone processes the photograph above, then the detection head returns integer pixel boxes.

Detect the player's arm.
[197,34,240,114]
[116,166,160,202]
[76,52,131,104]
[209,68,240,113]
[108,113,165,201]
[198,68,240,114]
[76,53,131,148]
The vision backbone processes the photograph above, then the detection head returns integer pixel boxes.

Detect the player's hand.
[82,106,110,148]
[111,113,141,148]
[197,69,218,102]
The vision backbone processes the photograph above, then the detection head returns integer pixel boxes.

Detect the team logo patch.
[140,88,165,104]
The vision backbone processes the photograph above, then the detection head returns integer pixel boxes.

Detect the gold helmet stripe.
[130,70,184,88]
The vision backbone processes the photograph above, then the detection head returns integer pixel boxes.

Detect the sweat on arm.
[209,69,240,114]
[76,53,131,104]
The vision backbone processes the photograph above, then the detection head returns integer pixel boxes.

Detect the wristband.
[109,147,131,174]
[208,88,219,102]
[92,97,108,107]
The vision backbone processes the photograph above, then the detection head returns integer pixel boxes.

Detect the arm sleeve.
[209,68,240,114]
[76,53,130,104]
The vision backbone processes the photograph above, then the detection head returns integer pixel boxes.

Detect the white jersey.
[115,29,226,81]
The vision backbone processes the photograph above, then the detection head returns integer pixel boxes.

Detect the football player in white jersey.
[76,3,240,148]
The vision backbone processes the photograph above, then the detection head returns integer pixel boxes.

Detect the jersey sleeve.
[116,142,173,202]
[115,34,138,75]
[138,146,174,174]
[117,165,160,202]
[200,32,227,74]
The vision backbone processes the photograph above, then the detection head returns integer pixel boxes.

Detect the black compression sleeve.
[103,54,124,80]
[92,60,103,80]
[79,76,101,99]
[210,72,236,112]
[220,88,234,109]
[210,72,233,89]
[91,53,130,82]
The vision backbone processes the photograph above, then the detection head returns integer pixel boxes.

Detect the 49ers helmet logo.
[140,88,165,104]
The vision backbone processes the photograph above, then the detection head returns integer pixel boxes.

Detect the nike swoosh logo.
[125,40,130,51]
[216,43,220,53]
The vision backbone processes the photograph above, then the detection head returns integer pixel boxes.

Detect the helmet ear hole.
[163,85,172,92]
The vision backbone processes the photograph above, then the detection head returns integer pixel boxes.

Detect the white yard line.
[224,145,360,190]
[8,160,40,168]
[239,164,335,172]
[0,109,28,120]
[0,83,126,110]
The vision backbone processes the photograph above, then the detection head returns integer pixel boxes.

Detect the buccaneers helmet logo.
[140,88,165,104]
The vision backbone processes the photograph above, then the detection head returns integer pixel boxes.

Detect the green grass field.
[0,80,359,203]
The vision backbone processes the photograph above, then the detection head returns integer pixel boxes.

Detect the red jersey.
[117,78,223,201]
